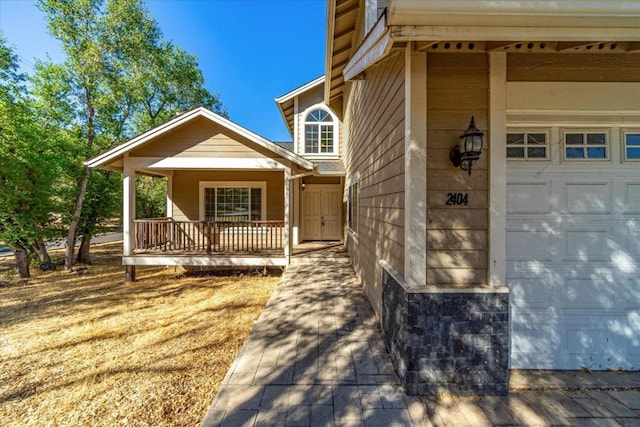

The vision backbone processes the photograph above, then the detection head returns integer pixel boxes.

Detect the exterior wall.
[170,170,284,221]
[294,85,341,158]
[130,116,281,160]
[426,53,489,287]
[508,54,640,82]
[343,52,406,316]
[382,267,509,395]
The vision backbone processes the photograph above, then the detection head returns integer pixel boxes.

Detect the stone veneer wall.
[381,264,509,396]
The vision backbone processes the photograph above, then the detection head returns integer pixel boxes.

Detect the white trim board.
[124,256,287,267]
[128,157,287,170]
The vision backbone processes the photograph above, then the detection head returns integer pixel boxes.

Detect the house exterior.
[326,0,640,395]
[87,0,640,398]
[86,105,346,280]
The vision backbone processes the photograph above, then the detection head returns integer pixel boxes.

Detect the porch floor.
[202,245,640,427]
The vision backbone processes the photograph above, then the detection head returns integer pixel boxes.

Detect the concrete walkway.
[202,246,640,426]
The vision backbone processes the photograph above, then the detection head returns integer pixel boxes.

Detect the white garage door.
[507,163,640,370]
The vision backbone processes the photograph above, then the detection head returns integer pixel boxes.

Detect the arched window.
[304,109,335,154]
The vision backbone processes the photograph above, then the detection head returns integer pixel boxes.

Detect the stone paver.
[201,245,640,426]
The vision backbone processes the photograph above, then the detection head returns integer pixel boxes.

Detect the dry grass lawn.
[0,242,279,426]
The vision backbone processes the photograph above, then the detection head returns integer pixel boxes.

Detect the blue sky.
[0,0,326,141]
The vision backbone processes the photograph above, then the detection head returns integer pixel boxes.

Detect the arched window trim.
[301,104,339,157]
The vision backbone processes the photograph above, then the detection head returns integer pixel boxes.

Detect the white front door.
[302,185,342,241]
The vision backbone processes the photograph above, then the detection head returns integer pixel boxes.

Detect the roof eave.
[86,107,313,171]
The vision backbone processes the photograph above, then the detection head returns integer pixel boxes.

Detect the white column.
[404,46,428,288]
[489,52,507,288]
[166,173,173,218]
[122,153,136,256]
[292,178,300,245]
[283,168,291,263]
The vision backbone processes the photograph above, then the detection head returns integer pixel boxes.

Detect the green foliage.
[0,34,64,251]
[30,0,225,264]
[136,176,167,219]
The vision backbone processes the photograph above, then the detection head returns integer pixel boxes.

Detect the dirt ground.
[0,242,279,426]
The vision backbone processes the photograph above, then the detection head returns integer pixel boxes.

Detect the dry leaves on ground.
[0,242,279,426]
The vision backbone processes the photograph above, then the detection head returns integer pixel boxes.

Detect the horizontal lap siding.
[171,170,284,221]
[344,53,406,316]
[131,116,276,159]
[426,53,489,287]
[508,54,640,82]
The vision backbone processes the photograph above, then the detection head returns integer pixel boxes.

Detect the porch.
[126,218,287,267]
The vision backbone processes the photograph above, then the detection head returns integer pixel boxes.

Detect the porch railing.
[132,219,284,254]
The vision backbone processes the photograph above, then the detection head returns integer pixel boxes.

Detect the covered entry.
[302,184,342,241]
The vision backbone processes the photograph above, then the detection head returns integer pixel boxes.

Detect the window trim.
[199,181,267,222]
[506,129,551,161]
[622,129,640,162]
[561,129,610,162]
[301,104,339,157]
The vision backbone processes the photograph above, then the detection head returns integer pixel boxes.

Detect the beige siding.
[507,54,640,82]
[171,170,284,221]
[426,53,489,287]
[131,116,280,159]
[343,52,406,316]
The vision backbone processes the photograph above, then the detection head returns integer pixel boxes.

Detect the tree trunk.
[65,165,91,269]
[14,248,30,279]
[76,233,92,264]
[31,240,52,264]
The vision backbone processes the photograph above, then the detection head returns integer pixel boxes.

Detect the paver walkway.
[202,246,428,426]
[202,245,640,426]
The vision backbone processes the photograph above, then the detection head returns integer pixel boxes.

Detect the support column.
[489,52,507,288]
[166,173,173,218]
[403,45,427,288]
[292,178,300,245]
[123,153,136,282]
[283,168,291,263]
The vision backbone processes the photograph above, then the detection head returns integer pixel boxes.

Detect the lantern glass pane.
[472,135,483,152]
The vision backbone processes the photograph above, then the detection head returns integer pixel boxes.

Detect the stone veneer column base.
[380,262,510,396]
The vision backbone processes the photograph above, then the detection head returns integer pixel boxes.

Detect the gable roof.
[86,106,313,171]
[275,76,324,138]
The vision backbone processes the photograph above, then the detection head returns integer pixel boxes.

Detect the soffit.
[325,0,360,109]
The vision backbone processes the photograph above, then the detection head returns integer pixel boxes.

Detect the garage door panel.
[564,182,612,214]
[510,277,554,309]
[624,183,640,213]
[625,224,640,259]
[507,229,553,261]
[563,277,617,310]
[622,279,640,309]
[507,182,552,214]
[564,229,611,262]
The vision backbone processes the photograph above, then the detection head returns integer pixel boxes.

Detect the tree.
[36,0,224,268]
[0,34,63,278]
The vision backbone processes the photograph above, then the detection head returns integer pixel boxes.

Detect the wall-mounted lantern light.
[450,116,484,176]
[301,182,306,190]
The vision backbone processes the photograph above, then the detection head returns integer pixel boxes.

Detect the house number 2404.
[445,192,469,206]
